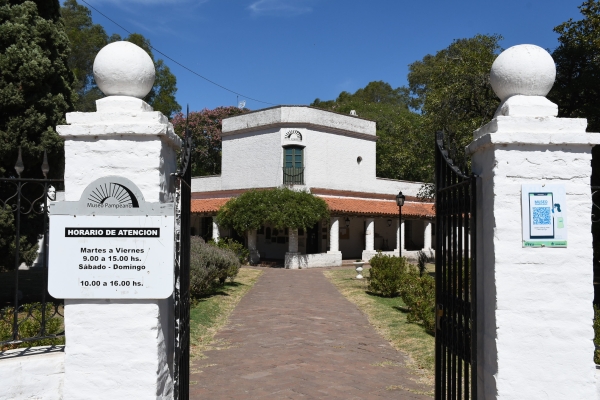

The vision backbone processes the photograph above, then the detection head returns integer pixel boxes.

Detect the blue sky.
[79,0,585,112]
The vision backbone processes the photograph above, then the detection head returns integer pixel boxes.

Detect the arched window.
[283,146,304,185]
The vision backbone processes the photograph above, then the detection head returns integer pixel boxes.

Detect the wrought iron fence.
[0,148,64,350]
[283,167,304,185]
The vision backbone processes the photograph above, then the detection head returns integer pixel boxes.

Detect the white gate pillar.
[469,45,598,400]
[56,42,180,399]
[212,216,220,243]
[328,217,341,254]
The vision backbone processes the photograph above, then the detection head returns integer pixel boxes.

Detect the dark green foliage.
[216,187,330,234]
[549,0,600,132]
[417,250,428,277]
[369,254,436,332]
[209,237,249,265]
[1,302,64,350]
[368,253,407,297]
[0,0,75,178]
[0,206,38,272]
[407,34,502,168]
[189,236,240,297]
[399,265,436,332]
[60,0,106,112]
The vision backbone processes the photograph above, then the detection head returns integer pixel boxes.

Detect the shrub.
[1,302,64,350]
[417,250,428,276]
[189,237,241,297]
[209,237,249,265]
[368,253,407,297]
[400,265,436,332]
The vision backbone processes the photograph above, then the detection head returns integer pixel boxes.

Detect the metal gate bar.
[173,112,193,400]
[435,132,477,399]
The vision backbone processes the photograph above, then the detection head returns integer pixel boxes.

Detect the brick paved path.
[189,268,432,399]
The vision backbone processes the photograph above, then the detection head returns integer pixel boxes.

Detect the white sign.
[521,184,567,248]
[48,176,175,299]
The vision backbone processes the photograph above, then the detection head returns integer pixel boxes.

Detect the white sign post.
[49,176,174,299]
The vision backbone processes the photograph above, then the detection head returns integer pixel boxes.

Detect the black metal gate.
[0,149,64,349]
[434,132,477,399]
[173,113,193,400]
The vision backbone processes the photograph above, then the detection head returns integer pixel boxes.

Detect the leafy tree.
[0,0,75,269]
[60,0,106,112]
[172,106,249,176]
[311,82,429,182]
[407,34,503,166]
[549,0,600,132]
[0,0,74,178]
[60,0,181,117]
[216,188,330,234]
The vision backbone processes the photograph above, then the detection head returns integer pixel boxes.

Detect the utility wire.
[79,0,277,106]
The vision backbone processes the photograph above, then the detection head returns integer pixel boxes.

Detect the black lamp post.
[396,191,405,257]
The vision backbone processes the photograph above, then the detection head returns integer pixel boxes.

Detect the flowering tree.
[216,188,330,234]
[172,106,248,176]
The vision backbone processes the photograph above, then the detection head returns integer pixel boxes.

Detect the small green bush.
[400,265,436,332]
[368,253,436,332]
[368,254,407,297]
[209,237,249,265]
[417,250,429,276]
[189,237,241,297]
[1,302,64,350]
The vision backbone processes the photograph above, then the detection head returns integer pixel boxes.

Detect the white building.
[191,106,435,268]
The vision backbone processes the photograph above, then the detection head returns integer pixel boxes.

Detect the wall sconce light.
[345,217,350,227]
[387,219,392,227]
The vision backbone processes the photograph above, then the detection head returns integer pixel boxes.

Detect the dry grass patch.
[324,267,434,383]
[190,267,262,359]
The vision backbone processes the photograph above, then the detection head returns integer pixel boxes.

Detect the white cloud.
[248,0,312,17]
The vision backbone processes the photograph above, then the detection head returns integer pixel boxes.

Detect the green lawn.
[324,267,435,383]
[189,267,262,359]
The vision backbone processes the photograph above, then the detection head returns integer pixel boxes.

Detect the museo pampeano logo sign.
[87,181,140,209]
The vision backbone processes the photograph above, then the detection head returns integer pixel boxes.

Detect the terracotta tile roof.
[191,198,229,213]
[191,196,434,219]
[320,197,434,219]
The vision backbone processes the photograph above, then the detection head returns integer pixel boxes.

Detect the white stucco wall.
[0,346,65,400]
[470,116,598,399]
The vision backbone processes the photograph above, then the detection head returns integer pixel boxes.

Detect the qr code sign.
[532,207,551,225]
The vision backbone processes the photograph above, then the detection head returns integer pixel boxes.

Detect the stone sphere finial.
[93,41,155,99]
[490,44,556,101]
